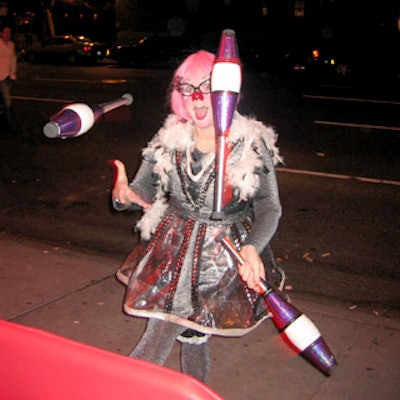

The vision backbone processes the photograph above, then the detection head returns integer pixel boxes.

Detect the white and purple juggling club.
[216,233,337,375]
[211,29,242,219]
[43,93,134,139]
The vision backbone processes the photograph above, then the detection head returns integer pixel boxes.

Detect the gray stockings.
[129,319,210,383]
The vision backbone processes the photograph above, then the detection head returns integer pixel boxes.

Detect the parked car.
[297,38,400,86]
[22,35,108,65]
[112,35,195,68]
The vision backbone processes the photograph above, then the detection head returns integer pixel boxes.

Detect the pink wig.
[170,50,215,121]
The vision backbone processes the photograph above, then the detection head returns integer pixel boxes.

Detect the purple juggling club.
[211,29,242,219]
[216,233,337,376]
[43,93,133,139]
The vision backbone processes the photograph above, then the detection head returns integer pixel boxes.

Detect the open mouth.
[194,106,208,121]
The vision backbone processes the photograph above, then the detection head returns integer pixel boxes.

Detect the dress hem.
[123,304,272,338]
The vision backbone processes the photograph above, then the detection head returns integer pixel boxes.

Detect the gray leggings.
[129,319,210,383]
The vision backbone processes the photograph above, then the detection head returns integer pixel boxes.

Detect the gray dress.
[116,113,286,337]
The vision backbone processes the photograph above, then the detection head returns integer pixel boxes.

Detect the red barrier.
[0,320,224,400]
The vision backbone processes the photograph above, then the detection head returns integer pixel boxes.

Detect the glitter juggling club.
[211,29,242,219]
[43,93,134,139]
[216,233,337,376]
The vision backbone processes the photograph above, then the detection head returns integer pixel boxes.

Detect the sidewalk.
[0,232,399,400]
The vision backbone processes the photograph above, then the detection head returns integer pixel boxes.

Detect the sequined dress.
[116,113,285,337]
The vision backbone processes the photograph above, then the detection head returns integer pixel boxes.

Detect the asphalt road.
[1,61,399,318]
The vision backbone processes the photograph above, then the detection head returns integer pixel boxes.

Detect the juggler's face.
[181,72,214,130]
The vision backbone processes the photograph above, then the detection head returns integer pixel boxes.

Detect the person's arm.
[243,150,282,252]
[128,157,158,204]
[238,149,282,289]
[111,159,155,211]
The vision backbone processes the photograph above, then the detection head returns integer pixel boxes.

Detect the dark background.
[1,61,399,319]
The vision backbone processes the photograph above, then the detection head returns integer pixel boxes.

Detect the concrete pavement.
[0,232,399,400]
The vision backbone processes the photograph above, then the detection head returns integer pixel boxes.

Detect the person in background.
[111,50,285,384]
[0,25,19,133]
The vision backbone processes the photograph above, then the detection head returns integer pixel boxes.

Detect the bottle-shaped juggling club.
[211,29,242,219]
[216,233,337,375]
[260,281,336,375]
[43,93,133,139]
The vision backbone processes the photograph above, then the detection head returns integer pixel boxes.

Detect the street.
[1,61,400,318]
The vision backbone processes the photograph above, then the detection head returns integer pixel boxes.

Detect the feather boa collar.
[137,113,282,239]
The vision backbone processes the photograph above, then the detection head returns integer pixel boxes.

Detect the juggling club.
[211,29,242,219]
[216,233,337,375]
[43,93,134,139]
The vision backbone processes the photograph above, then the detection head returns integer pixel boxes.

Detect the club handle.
[215,232,271,295]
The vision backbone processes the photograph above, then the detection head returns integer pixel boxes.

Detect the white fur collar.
[143,112,281,164]
[137,113,282,239]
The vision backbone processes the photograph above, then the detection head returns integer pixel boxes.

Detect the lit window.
[294,1,305,17]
